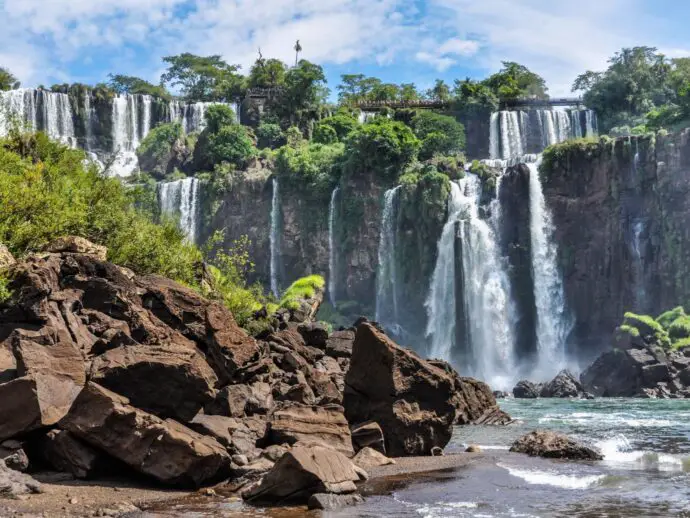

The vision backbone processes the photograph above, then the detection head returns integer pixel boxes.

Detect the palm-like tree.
[294,40,303,67]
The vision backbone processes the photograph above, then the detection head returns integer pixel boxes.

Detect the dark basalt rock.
[510,430,603,460]
[512,380,543,399]
[540,370,587,398]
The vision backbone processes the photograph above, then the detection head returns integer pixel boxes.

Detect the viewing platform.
[351,97,586,111]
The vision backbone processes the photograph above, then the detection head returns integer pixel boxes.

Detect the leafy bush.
[275,142,344,197]
[280,274,325,310]
[621,312,671,349]
[0,130,201,285]
[194,108,257,171]
[256,123,286,149]
[313,123,338,144]
[344,119,419,179]
[658,306,686,329]
[411,111,465,158]
[136,122,185,178]
[318,113,359,140]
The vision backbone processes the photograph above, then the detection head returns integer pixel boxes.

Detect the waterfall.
[328,187,340,306]
[169,101,233,133]
[426,176,515,386]
[41,91,75,146]
[141,95,152,140]
[375,186,401,331]
[270,178,281,298]
[83,91,94,152]
[426,182,464,361]
[490,109,596,159]
[110,95,140,177]
[527,159,569,375]
[489,112,500,159]
[158,178,200,244]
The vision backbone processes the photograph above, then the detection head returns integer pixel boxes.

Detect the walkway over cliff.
[354,97,585,111]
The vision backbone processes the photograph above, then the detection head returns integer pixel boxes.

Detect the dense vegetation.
[573,46,690,134]
[617,307,690,350]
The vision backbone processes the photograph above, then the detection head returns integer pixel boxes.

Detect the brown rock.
[244,446,361,504]
[189,414,266,461]
[510,430,603,460]
[465,445,481,453]
[352,447,395,469]
[89,342,218,422]
[41,430,104,479]
[350,421,386,455]
[343,324,457,457]
[0,244,15,271]
[267,402,354,457]
[307,493,364,510]
[61,382,231,487]
[45,236,107,261]
[0,343,16,383]
[326,330,355,358]
[0,459,42,497]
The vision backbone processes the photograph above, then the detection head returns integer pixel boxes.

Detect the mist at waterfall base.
[0,88,236,177]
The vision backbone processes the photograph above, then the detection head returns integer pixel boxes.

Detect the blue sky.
[1,0,689,97]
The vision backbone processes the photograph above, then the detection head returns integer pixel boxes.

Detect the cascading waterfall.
[270,178,281,298]
[141,95,152,140]
[158,178,200,244]
[490,108,597,159]
[42,91,75,146]
[375,186,402,331]
[426,176,515,386]
[527,159,569,375]
[110,95,140,177]
[426,182,464,361]
[328,187,340,306]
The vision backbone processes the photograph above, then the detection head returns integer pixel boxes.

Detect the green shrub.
[256,123,286,149]
[669,315,690,340]
[275,142,344,197]
[318,113,359,140]
[313,123,338,144]
[411,111,465,157]
[136,122,185,178]
[657,306,686,329]
[344,119,419,179]
[279,275,325,310]
[0,274,12,304]
[622,312,672,349]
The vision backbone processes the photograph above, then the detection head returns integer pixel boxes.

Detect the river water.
[337,398,690,517]
[144,399,690,517]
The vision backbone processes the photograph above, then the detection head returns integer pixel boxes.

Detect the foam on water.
[595,435,690,471]
[499,464,606,489]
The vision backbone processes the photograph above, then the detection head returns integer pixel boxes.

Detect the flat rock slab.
[510,430,603,460]
[61,382,231,487]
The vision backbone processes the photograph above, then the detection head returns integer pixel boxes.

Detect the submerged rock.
[510,430,603,460]
[307,492,364,510]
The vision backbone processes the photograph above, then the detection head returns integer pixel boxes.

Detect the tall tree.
[294,40,303,67]
[483,61,548,99]
[248,57,288,89]
[400,83,420,101]
[161,53,246,101]
[108,74,170,99]
[0,67,20,91]
[427,79,451,102]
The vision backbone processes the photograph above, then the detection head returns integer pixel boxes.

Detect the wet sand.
[0,453,483,517]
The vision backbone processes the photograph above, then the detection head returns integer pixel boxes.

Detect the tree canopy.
[161,53,246,102]
[108,74,171,99]
[0,67,19,91]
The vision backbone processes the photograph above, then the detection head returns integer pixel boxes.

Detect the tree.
[161,53,246,101]
[337,74,381,104]
[426,79,451,102]
[411,111,465,159]
[0,67,19,91]
[193,105,257,170]
[272,60,328,128]
[484,61,548,99]
[400,83,420,102]
[572,47,673,131]
[108,74,170,99]
[294,40,303,67]
[248,57,288,89]
[370,83,401,102]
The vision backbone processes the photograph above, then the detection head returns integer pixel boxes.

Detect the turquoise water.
[332,399,690,517]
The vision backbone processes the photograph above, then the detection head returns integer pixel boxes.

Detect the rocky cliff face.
[542,131,690,357]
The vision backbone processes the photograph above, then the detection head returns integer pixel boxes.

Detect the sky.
[1,0,690,98]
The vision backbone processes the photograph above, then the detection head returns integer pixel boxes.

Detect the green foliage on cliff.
[319,113,359,140]
[279,274,325,310]
[344,119,420,180]
[313,123,338,144]
[657,306,686,329]
[256,123,286,149]
[194,105,257,170]
[620,312,672,350]
[411,111,465,160]
[484,61,549,100]
[0,130,201,285]
[540,137,603,176]
[0,67,19,91]
[161,53,246,101]
[275,141,344,197]
[136,122,185,178]
[107,74,171,100]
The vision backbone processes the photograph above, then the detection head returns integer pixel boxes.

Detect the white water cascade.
[328,187,340,306]
[270,178,281,298]
[375,186,402,331]
[490,108,597,159]
[527,159,569,375]
[169,101,231,133]
[427,176,515,385]
[158,178,201,244]
[0,89,74,146]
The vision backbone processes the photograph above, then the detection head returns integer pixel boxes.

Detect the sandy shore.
[0,453,484,517]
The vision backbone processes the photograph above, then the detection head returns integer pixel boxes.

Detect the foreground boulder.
[343,324,457,457]
[510,431,603,460]
[41,430,105,479]
[244,446,363,504]
[350,421,386,454]
[265,402,354,457]
[352,447,395,469]
[61,382,231,487]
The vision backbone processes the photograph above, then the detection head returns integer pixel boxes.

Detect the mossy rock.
[622,312,672,350]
